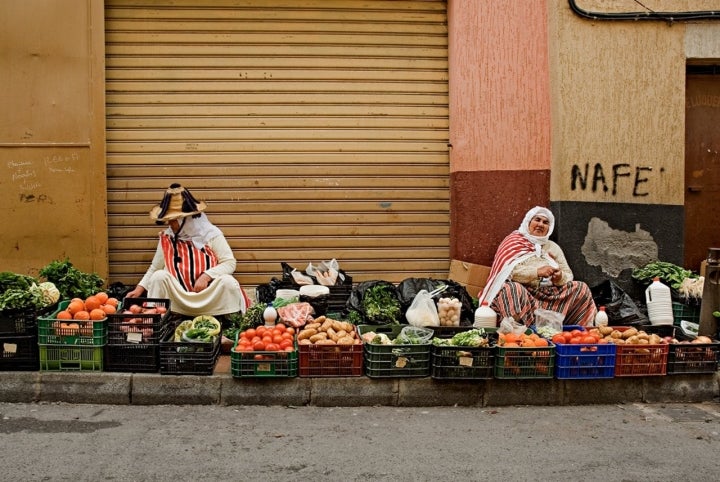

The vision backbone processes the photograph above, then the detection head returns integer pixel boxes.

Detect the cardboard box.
[449,259,491,298]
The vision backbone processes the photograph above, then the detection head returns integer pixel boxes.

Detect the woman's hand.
[192,273,212,293]
[126,286,145,299]
[537,265,561,279]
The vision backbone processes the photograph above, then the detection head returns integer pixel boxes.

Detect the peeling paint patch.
[581,218,658,277]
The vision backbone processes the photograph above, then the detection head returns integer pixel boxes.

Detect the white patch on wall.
[581,218,658,277]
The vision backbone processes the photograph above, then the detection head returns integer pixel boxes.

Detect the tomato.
[265,343,280,351]
[238,344,252,352]
[253,341,266,351]
[273,334,283,344]
[254,354,266,360]
[551,333,566,345]
[244,328,256,339]
[285,346,294,352]
[569,336,583,344]
[570,329,584,338]
[280,339,293,349]
[251,336,261,344]
[562,331,573,343]
[281,332,294,341]
[581,335,597,344]
[256,326,267,336]
[272,328,283,337]
[275,323,286,332]
[286,327,295,336]
[262,336,273,345]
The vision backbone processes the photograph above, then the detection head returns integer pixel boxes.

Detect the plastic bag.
[346,280,402,324]
[534,309,564,337]
[497,316,527,336]
[306,259,340,286]
[591,279,648,326]
[396,325,434,344]
[405,289,441,327]
[396,277,475,326]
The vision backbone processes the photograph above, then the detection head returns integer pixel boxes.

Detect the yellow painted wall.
[448,0,551,173]
[549,0,693,205]
[0,0,107,278]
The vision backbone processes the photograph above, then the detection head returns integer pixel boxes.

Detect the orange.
[90,308,106,320]
[504,333,519,344]
[84,295,102,311]
[67,300,86,315]
[504,342,520,348]
[534,338,549,347]
[95,292,109,304]
[56,310,72,320]
[101,304,116,315]
[73,310,90,321]
[106,297,119,307]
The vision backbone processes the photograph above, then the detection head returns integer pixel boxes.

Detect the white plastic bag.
[290,269,314,285]
[405,289,441,328]
[306,259,340,286]
[497,316,527,336]
[534,309,564,337]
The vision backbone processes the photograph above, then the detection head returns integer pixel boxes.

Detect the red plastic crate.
[298,342,363,377]
[614,343,668,376]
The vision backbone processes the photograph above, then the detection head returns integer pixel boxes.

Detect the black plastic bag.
[256,278,287,304]
[346,280,402,325]
[591,279,648,326]
[107,281,132,301]
[396,277,474,326]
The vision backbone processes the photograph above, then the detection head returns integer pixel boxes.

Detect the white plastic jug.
[645,277,673,326]
[473,301,497,328]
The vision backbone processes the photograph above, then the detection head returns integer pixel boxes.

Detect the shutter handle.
[688,185,703,192]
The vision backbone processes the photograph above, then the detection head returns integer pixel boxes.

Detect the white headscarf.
[165,213,223,249]
[518,206,555,246]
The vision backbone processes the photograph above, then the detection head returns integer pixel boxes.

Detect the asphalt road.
[2,402,720,481]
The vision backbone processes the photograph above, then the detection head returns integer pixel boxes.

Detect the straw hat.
[149,183,207,223]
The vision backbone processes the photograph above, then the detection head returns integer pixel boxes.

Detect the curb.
[1,369,718,407]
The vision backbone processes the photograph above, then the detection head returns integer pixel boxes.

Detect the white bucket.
[645,278,673,326]
[275,289,300,300]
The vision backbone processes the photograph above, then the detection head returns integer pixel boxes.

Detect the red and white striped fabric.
[160,234,218,292]
[478,231,537,305]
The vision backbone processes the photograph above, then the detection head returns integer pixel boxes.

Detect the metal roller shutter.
[105,0,449,289]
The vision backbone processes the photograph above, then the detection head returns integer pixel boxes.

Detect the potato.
[309,333,328,343]
[337,336,355,345]
[320,320,334,332]
[315,339,336,345]
[298,338,312,345]
[342,322,354,333]
[622,327,638,339]
[314,316,326,324]
[649,334,662,344]
[610,330,623,339]
[305,322,321,331]
[335,330,348,340]
[326,327,338,342]
[332,320,344,332]
[298,328,317,340]
[599,326,613,336]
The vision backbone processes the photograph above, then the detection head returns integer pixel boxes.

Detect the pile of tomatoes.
[550,327,606,345]
[234,323,295,352]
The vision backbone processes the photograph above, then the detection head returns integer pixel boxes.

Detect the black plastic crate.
[0,334,39,371]
[258,281,353,313]
[430,327,495,380]
[0,308,38,335]
[667,341,719,374]
[358,324,431,378]
[107,298,170,345]
[159,323,220,375]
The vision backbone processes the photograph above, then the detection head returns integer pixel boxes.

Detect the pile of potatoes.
[297,316,361,346]
[597,326,664,345]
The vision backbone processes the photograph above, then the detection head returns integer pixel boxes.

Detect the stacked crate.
[0,308,40,371]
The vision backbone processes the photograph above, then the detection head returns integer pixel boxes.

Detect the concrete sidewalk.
[1,355,718,407]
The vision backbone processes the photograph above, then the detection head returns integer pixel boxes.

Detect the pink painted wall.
[448,0,552,265]
[448,0,551,173]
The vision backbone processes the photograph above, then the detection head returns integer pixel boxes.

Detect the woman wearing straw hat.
[126,184,250,320]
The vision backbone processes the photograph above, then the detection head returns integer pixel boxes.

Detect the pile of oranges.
[498,331,550,348]
[55,292,119,322]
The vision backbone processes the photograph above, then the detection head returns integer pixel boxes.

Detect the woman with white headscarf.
[126,184,250,319]
[478,206,597,327]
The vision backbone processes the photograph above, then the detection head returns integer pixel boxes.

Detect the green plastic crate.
[37,300,107,345]
[672,302,700,326]
[494,344,555,379]
[231,348,298,378]
[39,344,103,371]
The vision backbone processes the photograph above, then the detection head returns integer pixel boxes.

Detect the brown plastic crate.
[609,326,669,377]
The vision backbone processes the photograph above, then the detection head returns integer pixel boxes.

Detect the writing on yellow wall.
[571,163,662,197]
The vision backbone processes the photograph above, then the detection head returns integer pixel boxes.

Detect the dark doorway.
[684,65,720,271]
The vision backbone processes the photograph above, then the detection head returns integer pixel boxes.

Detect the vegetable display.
[362,284,402,324]
[296,315,360,346]
[39,259,104,300]
[432,328,492,347]
[0,272,59,312]
[234,323,295,352]
[631,261,697,290]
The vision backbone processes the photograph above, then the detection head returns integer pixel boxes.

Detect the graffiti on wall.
[571,163,662,197]
[4,152,78,204]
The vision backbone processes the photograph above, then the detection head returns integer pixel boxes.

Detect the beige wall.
[0,0,107,278]
[448,0,551,173]
[549,0,694,205]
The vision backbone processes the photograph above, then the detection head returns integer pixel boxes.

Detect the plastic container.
[645,278,673,326]
[594,306,608,326]
[473,301,497,328]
